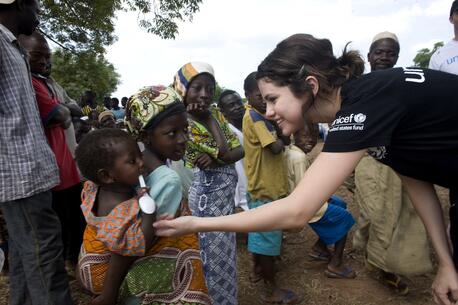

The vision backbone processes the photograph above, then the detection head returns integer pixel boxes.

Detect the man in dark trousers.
[0,1,74,304]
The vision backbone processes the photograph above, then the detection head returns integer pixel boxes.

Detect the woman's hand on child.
[154,216,195,237]
[195,153,217,169]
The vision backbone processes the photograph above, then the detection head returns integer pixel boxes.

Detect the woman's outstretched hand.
[432,263,458,305]
[154,215,196,237]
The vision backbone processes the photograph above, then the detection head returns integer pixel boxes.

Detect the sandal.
[383,273,409,295]
[262,288,301,304]
[308,250,331,262]
[324,266,356,279]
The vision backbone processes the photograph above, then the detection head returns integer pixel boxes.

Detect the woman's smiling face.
[258,78,310,136]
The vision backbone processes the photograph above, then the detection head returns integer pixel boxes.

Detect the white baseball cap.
[0,0,15,3]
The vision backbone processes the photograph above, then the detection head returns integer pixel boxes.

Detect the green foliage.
[214,82,225,102]
[413,41,444,68]
[125,0,202,39]
[51,49,120,103]
[40,0,202,53]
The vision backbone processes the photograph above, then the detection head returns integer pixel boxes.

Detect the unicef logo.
[354,113,366,123]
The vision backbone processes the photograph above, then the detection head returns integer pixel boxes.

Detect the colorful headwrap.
[125,85,185,138]
[173,62,215,99]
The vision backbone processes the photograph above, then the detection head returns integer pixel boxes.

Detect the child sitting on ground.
[76,124,210,304]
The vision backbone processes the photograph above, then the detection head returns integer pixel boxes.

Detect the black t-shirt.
[323,67,458,189]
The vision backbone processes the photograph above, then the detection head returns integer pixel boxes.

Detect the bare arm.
[218,145,245,164]
[91,253,136,305]
[64,103,84,118]
[141,212,156,250]
[155,150,365,234]
[273,123,291,146]
[400,175,458,305]
[204,116,229,155]
[266,139,285,155]
[47,104,71,129]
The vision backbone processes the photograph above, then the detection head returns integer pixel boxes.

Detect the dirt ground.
[0,143,449,305]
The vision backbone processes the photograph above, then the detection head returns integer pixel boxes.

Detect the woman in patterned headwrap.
[173,62,244,305]
[77,86,211,305]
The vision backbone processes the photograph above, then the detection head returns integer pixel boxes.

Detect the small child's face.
[110,139,144,186]
[144,112,189,161]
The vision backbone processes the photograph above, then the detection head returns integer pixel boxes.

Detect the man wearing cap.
[429,1,458,74]
[352,32,432,295]
[98,110,116,128]
[0,1,74,304]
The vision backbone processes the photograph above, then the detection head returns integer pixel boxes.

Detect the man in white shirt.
[218,90,248,211]
[429,0,458,74]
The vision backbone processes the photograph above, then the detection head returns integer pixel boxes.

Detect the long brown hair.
[257,34,365,99]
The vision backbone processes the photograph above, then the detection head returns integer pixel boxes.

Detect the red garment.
[32,77,80,191]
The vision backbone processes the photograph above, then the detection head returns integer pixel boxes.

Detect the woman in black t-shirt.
[154,34,458,305]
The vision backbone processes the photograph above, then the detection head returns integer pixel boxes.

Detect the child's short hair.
[75,128,134,184]
[243,71,258,94]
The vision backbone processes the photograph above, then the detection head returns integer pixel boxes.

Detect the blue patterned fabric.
[188,165,238,305]
[247,194,283,256]
[308,195,355,246]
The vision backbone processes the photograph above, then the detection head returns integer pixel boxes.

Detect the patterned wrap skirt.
[189,164,238,305]
[78,202,211,305]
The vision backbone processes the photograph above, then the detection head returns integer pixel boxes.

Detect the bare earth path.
[0,143,445,305]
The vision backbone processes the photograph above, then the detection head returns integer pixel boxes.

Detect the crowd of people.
[1,0,458,305]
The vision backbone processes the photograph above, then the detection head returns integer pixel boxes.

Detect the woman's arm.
[154,150,365,235]
[399,175,458,305]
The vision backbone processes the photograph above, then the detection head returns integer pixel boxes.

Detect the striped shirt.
[0,24,59,202]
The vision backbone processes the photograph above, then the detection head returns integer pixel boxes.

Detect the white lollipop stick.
[138,175,156,214]
[139,175,147,188]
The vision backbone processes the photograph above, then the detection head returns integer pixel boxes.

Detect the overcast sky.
[106,0,454,99]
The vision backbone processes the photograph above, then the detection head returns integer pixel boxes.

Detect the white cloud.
[106,0,453,98]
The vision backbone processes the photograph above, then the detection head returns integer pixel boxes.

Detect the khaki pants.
[354,155,432,275]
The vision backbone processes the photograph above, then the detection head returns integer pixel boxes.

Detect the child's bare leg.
[257,254,276,284]
[309,238,331,261]
[313,239,331,256]
[326,235,356,279]
[257,254,300,303]
[250,253,262,283]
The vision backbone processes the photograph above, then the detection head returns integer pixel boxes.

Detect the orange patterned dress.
[78,181,211,305]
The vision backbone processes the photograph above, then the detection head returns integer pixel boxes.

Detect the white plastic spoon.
[138,175,156,214]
